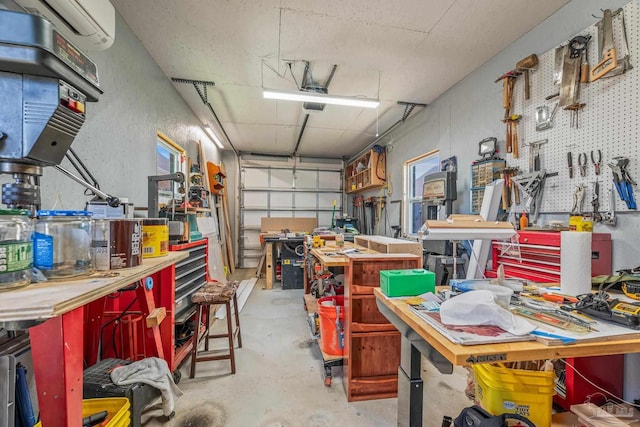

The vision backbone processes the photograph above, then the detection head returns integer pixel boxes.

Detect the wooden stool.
[189,281,242,378]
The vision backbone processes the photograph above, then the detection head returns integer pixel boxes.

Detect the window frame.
[156,131,186,206]
[402,149,440,237]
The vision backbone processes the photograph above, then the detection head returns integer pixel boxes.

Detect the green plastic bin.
[380,269,435,297]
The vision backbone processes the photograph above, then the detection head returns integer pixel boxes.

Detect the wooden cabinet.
[344,253,421,401]
[345,149,386,194]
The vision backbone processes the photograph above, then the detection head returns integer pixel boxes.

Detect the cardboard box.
[380,269,435,297]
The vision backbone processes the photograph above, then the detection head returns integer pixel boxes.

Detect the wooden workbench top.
[310,242,376,267]
[0,251,189,323]
[374,288,640,366]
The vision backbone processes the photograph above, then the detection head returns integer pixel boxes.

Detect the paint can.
[142,218,169,258]
[109,219,142,269]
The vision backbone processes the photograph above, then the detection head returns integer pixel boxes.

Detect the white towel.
[110,357,183,416]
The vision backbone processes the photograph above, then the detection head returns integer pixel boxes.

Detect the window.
[403,150,440,236]
[156,132,186,206]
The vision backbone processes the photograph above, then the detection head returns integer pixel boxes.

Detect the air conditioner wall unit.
[15,0,115,51]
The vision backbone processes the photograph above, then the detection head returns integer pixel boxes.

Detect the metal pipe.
[54,165,120,207]
[292,114,309,157]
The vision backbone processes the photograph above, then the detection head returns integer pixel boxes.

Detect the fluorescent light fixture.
[204,125,224,149]
[263,89,380,109]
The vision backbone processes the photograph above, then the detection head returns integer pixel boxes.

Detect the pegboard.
[506,0,639,215]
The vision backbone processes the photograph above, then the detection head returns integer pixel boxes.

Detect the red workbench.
[0,251,188,427]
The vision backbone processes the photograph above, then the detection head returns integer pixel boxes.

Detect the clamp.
[578,153,587,177]
[591,149,602,175]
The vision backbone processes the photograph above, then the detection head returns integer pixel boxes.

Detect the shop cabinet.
[344,253,421,401]
[345,149,386,194]
[486,230,611,282]
[470,159,505,213]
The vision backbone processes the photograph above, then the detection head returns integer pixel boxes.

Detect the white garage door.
[239,157,343,268]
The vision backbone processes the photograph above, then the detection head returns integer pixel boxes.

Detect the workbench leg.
[30,307,84,427]
[266,242,273,290]
[397,336,423,427]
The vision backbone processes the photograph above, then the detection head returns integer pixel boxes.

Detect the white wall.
[356,0,636,269]
[38,11,220,209]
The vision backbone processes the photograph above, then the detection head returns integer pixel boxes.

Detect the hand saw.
[590,9,617,82]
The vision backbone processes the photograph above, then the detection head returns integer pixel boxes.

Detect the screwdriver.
[567,152,574,178]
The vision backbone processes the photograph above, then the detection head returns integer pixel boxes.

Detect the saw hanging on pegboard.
[494,2,637,220]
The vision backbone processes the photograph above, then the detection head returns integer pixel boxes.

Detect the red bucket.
[317,295,345,356]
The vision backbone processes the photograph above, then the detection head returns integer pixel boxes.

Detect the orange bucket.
[317,296,344,356]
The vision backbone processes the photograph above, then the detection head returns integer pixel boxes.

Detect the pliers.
[591,149,602,175]
[578,152,587,177]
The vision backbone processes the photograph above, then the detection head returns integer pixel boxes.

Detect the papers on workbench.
[408,305,535,345]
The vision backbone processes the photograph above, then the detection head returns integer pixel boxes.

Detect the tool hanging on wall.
[512,170,547,222]
[578,152,587,177]
[564,103,586,128]
[571,184,585,215]
[535,103,558,131]
[608,157,637,209]
[504,114,521,158]
[499,168,519,210]
[591,150,602,175]
[525,139,548,173]
[590,9,617,82]
[567,152,574,179]
[595,8,633,79]
[592,181,602,222]
[515,54,539,100]
[603,184,617,226]
[496,71,519,121]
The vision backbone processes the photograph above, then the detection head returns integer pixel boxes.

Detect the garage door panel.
[296,192,317,209]
[295,170,317,188]
[243,211,266,227]
[319,171,341,189]
[271,192,293,208]
[244,168,269,187]
[244,192,268,207]
[319,192,342,207]
[271,169,294,188]
[239,162,343,268]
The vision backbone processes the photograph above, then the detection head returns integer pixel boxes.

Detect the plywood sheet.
[260,217,317,233]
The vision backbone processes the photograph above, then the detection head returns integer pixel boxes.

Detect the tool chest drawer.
[170,240,208,321]
[487,231,611,282]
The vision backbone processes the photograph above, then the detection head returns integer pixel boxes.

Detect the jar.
[91,219,110,271]
[335,233,345,247]
[34,210,94,279]
[0,209,33,290]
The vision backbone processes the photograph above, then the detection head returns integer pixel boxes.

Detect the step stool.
[190,280,242,377]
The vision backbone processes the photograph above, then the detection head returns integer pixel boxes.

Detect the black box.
[83,358,161,427]
[282,258,304,289]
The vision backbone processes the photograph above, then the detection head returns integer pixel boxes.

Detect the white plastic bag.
[439,290,535,335]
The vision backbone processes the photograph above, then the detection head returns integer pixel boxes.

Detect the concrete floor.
[142,270,471,427]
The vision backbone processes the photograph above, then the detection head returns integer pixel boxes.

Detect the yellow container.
[35,397,131,427]
[569,215,593,232]
[142,218,169,258]
[473,363,555,427]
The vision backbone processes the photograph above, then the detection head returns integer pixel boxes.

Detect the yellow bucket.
[473,363,555,427]
[35,397,131,427]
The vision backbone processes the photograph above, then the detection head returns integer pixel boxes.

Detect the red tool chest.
[486,230,612,283]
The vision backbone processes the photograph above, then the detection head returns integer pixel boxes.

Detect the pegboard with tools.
[503,0,639,217]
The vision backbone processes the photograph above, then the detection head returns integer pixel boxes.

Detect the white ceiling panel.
[112,0,570,157]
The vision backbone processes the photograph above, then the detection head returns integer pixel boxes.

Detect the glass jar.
[0,209,33,290]
[34,210,94,279]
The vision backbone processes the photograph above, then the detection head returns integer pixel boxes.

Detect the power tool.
[576,293,640,329]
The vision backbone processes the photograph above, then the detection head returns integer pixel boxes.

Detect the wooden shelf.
[345,149,386,194]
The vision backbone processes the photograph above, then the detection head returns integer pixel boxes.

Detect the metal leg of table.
[30,307,84,427]
[398,335,424,427]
